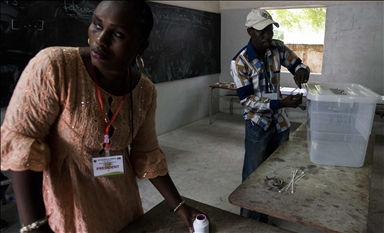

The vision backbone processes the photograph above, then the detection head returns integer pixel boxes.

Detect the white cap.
[245,8,279,30]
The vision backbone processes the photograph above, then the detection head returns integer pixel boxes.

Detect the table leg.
[210,87,213,124]
[230,98,234,115]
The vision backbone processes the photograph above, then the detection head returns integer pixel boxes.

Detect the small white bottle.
[193,214,209,233]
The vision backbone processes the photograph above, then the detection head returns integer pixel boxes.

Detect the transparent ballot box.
[305,82,381,167]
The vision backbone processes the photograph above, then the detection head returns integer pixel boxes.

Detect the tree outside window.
[269,8,326,73]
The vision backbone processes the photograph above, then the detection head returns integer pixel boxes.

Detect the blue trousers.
[240,120,290,222]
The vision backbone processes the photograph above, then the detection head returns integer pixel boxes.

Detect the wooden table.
[228,122,374,233]
[120,196,293,233]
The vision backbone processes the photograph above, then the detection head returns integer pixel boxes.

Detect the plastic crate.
[305,82,381,167]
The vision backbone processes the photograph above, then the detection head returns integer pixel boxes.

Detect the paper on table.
[280,87,307,96]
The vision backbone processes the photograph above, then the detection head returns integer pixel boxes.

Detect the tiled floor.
[1,112,383,233]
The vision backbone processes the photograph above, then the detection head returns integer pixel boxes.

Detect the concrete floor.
[1,112,383,233]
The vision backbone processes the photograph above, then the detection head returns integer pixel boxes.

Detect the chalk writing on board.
[3,0,19,6]
[1,0,96,107]
[154,5,213,31]
[142,2,220,83]
[62,0,95,23]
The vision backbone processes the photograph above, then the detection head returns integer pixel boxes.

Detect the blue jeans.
[240,120,290,222]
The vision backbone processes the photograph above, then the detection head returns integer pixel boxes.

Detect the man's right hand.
[280,93,303,108]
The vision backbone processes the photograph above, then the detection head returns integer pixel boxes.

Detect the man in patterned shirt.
[230,8,310,223]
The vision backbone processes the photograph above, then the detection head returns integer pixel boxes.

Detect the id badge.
[263,93,278,100]
[92,155,125,177]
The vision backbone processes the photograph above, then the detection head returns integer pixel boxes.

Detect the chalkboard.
[1,0,97,107]
[143,2,221,83]
[0,0,221,107]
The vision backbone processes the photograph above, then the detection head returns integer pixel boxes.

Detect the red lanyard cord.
[92,68,131,152]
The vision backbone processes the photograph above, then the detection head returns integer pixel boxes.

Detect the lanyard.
[93,68,130,156]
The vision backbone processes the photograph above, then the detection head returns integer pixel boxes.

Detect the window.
[268,8,326,74]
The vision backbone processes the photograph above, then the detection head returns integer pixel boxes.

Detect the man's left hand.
[294,69,309,88]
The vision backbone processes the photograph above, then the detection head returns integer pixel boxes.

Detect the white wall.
[155,74,219,135]
[322,2,383,95]
[220,1,383,121]
[149,1,221,135]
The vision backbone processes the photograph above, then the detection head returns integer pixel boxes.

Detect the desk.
[209,84,238,124]
[228,123,374,233]
[120,196,293,233]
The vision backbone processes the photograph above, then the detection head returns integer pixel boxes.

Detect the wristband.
[20,216,49,233]
[173,200,185,212]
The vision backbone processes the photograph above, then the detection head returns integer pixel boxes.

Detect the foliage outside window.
[268,8,326,74]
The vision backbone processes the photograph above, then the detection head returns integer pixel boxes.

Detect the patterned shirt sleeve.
[230,53,273,113]
[278,42,310,75]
